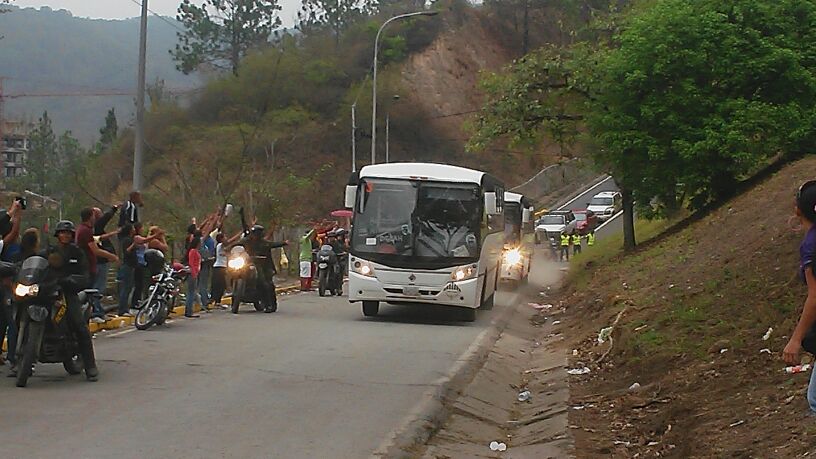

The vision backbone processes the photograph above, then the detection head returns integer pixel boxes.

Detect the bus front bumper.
[348,271,481,309]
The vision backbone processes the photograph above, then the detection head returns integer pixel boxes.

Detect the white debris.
[598,326,613,344]
[669,284,675,289]
[628,382,642,392]
[517,390,531,402]
[729,420,745,428]
[763,327,773,341]
[489,441,507,451]
[572,349,579,356]
[720,348,728,354]
[552,320,562,325]
[759,348,772,354]
[567,367,591,375]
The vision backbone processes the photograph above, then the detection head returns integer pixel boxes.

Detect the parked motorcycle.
[135,249,190,331]
[227,245,273,314]
[316,245,343,297]
[13,256,101,387]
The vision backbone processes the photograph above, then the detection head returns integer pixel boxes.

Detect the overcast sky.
[13,0,304,25]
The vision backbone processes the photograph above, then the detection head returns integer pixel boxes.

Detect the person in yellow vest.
[572,233,582,256]
[587,231,596,247]
[559,232,571,262]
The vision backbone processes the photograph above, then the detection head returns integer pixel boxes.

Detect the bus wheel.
[460,308,477,322]
[362,301,379,317]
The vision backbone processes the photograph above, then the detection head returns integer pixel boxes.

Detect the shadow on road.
[360,303,478,327]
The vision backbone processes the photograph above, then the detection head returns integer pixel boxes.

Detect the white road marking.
[558,176,613,210]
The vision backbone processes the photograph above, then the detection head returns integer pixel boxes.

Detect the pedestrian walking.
[185,236,202,318]
[572,233,582,256]
[559,232,570,262]
[299,228,316,291]
[784,180,816,414]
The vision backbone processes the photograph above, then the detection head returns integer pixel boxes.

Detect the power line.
[126,0,186,34]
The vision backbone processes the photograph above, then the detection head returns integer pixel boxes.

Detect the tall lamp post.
[371,10,438,165]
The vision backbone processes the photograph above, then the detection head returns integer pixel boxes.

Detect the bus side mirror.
[344,185,357,209]
[484,192,499,216]
[522,208,532,224]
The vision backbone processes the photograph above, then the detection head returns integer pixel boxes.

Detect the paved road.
[0,289,519,459]
[554,176,624,241]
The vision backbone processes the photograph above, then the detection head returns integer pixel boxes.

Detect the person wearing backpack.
[784,180,816,414]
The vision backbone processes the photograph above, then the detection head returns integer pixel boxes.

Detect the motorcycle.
[316,245,344,297]
[13,256,101,387]
[135,250,190,331]
[227,245,275,314]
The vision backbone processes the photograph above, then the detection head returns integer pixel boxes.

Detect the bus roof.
[359,162,487,184]
[504,191,533,208]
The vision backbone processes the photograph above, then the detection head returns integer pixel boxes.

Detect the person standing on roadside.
[784,180,816,415]
[185,236,202,318]
[92,205,119,321]
[572,233,582,256]
[147,226,169,254]
[77,208,118,324]
[299,228,316,291]
[559,232,570,262]
[118,191,143,228]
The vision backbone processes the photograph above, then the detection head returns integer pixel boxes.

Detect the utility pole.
[351,103,357,172]
[385,114,389,163]
[133,0,148,192]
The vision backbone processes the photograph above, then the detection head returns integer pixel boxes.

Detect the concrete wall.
[511,158,600,208]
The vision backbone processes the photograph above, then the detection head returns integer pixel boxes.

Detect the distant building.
[1,121,33,184]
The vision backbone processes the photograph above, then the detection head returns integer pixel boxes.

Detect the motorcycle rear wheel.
[16,321,42,387]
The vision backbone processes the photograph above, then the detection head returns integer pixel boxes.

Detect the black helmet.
[54,220,76,236]
[334,228,346,237]
[250,225,265,235]
[144,249,166,276]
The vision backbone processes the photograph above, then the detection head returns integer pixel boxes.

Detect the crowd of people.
[553,230,596,262]
[0,190,310,381]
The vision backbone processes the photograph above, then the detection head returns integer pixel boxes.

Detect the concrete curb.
[369,299,523,459]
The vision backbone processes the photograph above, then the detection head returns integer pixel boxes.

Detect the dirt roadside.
[420,257,574,459]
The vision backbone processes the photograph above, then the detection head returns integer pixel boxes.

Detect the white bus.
[500,192,535,289]
[345,163,506,321]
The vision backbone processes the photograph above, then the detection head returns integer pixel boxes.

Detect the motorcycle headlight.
[228,257,246,270]
[451,265,477,282]
[351,259,376,277]
[503,248,522,266]
[15,283,39,297]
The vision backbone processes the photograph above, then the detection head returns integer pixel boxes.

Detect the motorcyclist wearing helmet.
[44,220,98,381]
[234,225,288,313]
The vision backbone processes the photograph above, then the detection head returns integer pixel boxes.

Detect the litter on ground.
[567,366,591,375]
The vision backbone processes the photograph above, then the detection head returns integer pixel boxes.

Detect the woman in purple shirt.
[784,180,816,413]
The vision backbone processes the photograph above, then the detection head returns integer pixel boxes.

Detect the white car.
[535,211,575,240]
[587,191,622,221]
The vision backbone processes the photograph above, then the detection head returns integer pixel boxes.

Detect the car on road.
[535,210,575,242]
[587,191,622,221]
[573,210,599,235]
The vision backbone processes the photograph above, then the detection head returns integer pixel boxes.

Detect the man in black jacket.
[45,221,98,381]
[89,206,119,322]
[235,225,287,313]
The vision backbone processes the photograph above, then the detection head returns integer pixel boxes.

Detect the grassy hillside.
[562,155,816,457]
[0,5,198,143]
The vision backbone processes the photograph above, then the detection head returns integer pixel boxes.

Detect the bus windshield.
[352,178,482,268]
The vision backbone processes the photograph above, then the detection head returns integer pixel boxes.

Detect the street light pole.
[385,113,389,163]
[371,10,438,166]
[133,0,149,191]
[351,102,357,172]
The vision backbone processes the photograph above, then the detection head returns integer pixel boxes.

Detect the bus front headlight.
[451,266,477,282]
[352,259,376,277]
[503,248,522,267]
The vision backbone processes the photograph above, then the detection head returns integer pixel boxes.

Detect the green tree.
[172,0,282,75]
[298,0,370,47]
[98,108,118,152]
[470,0,816,251]
[27,111,57,195]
